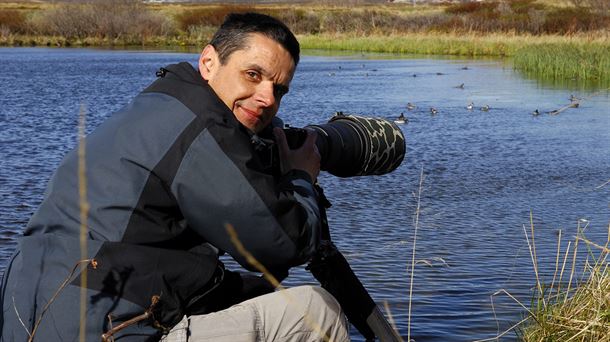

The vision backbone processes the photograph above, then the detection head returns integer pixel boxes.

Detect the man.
[1,13,349,341]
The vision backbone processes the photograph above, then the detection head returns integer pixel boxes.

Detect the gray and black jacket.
[0,62,322,341]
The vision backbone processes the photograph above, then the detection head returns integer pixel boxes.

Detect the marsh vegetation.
[1,0,609,82]
[518,222,610,341]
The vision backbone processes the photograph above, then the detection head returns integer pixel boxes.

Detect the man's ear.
[199,44,218,81]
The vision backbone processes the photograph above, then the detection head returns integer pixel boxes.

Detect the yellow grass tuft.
[520,223,610,341]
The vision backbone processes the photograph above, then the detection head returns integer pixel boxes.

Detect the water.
[1,47,609,341]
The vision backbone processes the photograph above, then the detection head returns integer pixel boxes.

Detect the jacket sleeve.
[273,169,322,261]
[170,128,321,271]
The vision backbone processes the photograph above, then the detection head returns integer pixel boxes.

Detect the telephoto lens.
[284,113,406,177]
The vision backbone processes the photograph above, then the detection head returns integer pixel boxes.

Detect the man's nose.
[254,82,276,108]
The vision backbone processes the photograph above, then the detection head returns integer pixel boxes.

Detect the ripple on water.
[1,50,609,341]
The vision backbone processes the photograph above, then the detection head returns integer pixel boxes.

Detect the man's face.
[199,33,296,133]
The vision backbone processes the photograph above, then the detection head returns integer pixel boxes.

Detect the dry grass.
[1,0,608,39]
[520,224,610,341]
[481,217,610,341]
[77,104,89,342]
[407,167,425,342]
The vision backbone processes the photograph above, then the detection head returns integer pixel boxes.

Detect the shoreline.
[2,32,608,83]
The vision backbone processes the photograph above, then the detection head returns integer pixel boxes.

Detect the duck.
[532,109,540,116]
[454,83,465,89]
[394,113,408,124]
[569,94,580,102]
[466,102,474,111]
[406,102,416,110]
[430,107,438,115]
[480,105,490,112]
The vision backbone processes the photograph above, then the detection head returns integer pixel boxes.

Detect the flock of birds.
[326,64,584,125]
[392,87,582,125]
[393,99,492,125]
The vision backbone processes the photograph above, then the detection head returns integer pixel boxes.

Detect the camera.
[282,112,406,177]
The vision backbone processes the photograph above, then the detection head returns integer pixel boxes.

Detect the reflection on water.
[1,47,609,341]
[516,67,610,92]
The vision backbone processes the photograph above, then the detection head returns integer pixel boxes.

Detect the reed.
[513,42,610,82]
[298,32,610,82]
[479,218,610,342]
[519,224,610,341]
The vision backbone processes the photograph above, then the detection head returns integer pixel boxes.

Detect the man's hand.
[273,127,321,182]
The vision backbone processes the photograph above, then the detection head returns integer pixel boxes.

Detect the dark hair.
[209,12,300,66]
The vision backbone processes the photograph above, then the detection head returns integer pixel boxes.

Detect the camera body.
[283,126,310,150]
[281,113,406,178]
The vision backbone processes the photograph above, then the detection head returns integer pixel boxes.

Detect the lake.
[0,47,609,341]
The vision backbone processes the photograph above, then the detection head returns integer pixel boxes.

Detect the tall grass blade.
[548,229,562,303]
[77,104,89,342]
[407,166,425,342]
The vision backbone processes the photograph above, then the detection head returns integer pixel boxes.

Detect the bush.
[507,0,544,14]
[0,10,27,34]
[174,5,257,32]
[543,7,609,34]
[439,0,608,34]
[30,0,175,40]
[174,6,322,35]
[445,2,499,15]
[277,9,321,35]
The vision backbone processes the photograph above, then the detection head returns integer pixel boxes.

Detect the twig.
[576,236,610,254]
[13,296,32,339]
[225,224,283,290]
[472,316,530,342]
[224,224,331,342]
[101,295,160,342]
[483,288,540,341]
[28,259,98,342]
[407,166,424,342]
[491,289,536,317]
[106,315,115,342]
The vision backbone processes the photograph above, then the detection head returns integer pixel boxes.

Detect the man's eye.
[246,71,259,79]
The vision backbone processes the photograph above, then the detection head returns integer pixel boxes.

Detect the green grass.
[514,42,610,83]
[297,33,521,56]
[298,33,610,83]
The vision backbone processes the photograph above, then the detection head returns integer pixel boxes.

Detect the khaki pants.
[161,285,350,342]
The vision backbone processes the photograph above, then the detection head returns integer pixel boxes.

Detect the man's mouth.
[239,106,261,122]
